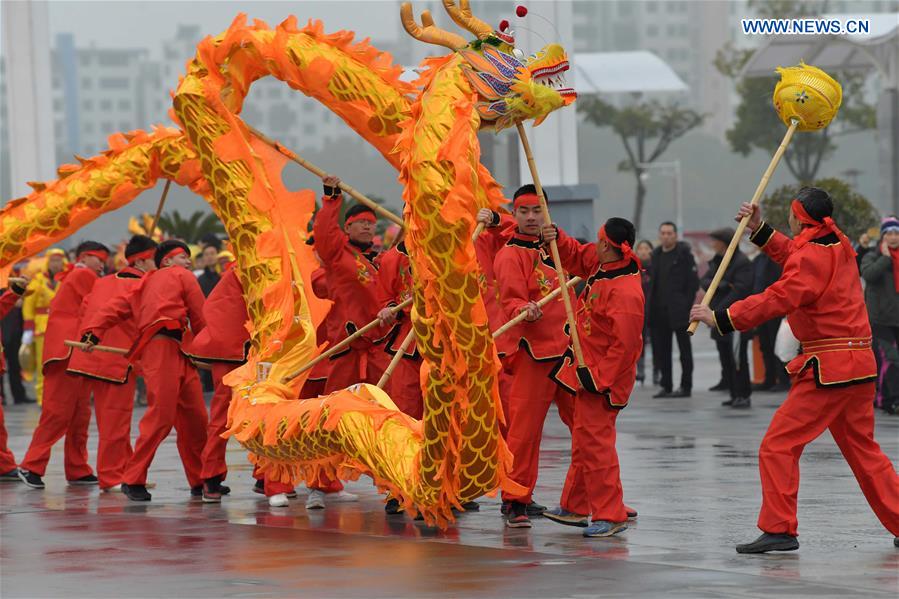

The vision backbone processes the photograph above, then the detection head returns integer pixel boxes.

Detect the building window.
[82,100,94,111]
[101,121,113,132]
[667,24,677,36]
[646,1,658,13]
[82,78,92,89]
[53,98,63,112]
[119,122,131,131]
[99,77,130,90]
[83,122,94,133]
[118,99,131,110]
[303,124,315,135]
[100,99,113,111]
[268,87,281,99]
[646,25,659,37]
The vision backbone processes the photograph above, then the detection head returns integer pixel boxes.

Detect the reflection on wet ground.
[1,346,897,597]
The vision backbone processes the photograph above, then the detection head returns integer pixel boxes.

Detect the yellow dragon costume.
[0,0,575,526]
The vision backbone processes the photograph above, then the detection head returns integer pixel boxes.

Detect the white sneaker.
[331,490,359,503]
[268,493,289,507]
[305,489,326,509]
[101,484,122,493]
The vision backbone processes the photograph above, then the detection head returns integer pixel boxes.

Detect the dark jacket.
[701,249,753,309]
[751,253,782,295]
[860,250,899,327]
[648,241,699,330]
[197,268,221,298]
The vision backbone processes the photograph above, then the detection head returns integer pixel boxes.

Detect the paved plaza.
[1,341,897,598]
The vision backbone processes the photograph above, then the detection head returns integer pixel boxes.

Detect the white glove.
[22,330,34,346]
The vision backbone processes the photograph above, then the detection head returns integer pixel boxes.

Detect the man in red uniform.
[1,278,29,481]
[67,235,157,492]
[691,187,899,553]
[81,239,208,502]
[537,218,644,537]
[18,241,110,489]
[494,185,576,528]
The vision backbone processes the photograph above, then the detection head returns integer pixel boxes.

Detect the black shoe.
[894,537,898,548]
[652,390,672,399]
[751,382,774,392]
[459,501,480,512]
[202,480,222,504]
[731,397,751,409]
[219,483,230,495]
[67,474,99,486]
[505,501,531,528]
[190,485,203,499]
[501,501,510,515]
[253,479,265,495]
[385,497,404,515]
[736,533,798,554]
[0,468,20,482]
[17,469,44,489]
[669,388,691,398]
[721,398,734,406]
[709,381,729,392]
[122,483,152,502]
[527,501,547,516]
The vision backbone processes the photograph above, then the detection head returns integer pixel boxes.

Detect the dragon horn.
[442,0,493,40]
[401,3,467,50]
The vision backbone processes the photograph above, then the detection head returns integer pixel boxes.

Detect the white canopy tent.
[572,51,688,95]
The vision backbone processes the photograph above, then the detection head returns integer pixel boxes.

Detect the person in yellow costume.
[22,248,67,405]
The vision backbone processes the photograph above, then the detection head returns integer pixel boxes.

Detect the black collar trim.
[586,260,639,286]
[810,232,840,246]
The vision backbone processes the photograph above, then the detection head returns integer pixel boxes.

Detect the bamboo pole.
[148,179,172,237]
[65,340,129,355]
[516,123,586,367]
[687,119,800,335]
[376,328,416,389]
[471,222,485,242]
[491,276,582,339]
[247,125,404,228]
[281,298,413,383]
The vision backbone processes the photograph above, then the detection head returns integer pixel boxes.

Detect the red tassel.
[516,5,528,17]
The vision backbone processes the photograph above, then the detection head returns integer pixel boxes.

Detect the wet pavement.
[2,339,898,597]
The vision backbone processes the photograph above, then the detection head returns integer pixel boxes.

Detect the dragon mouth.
[532,62,575,97]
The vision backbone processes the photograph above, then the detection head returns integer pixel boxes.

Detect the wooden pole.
[515,123,586,367]
[687,119,800,335]
[247,125,404,228]
[65,340,129,355]
[148,179,172,237]
[491,276,582,339]
[281,297,412,383]
[376,328,416,389]
[471,222,485,242]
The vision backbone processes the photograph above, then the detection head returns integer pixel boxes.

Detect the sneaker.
[202,480,222,503]
[736,533,798,554]
[385,497,404,515]
[122,483,152,502]
[625,504,638,520]
[721,398,734,406]
[505,502,532,528]
[101,484,122,493]
[330,490,358,503]
[17,469,44,489]
[219,484,230,495]
[501,501,510,515]
[527,501,547,516]
[306,489,326,509]
[583,520,628,537]
[252,479,265,495]
[286,489,297,498]
[543,507,589,527]
[67,474,99,486]
[268,493,289,507]
[0,469,20,482]
[731,397,751,409]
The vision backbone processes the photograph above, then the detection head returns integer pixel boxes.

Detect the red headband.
[791,199,855,258]
[78,250,109,263]
[345,211,376,226]
[161,246,188,263]
[513,193,541,209]
[126,248,155,265]
[599,225,641,269]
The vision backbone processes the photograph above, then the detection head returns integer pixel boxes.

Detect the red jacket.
[309,267,339,378]
[493,230,575,361]
[475,213,516,356]
[715,221,877,387]
[82,265,206,356]
[42,266,99,366]
[376,242,417,358]
[0,290,21,374]
[67,267,144,383]
[550,229,645,408]
[312,194,386,346]
[184,267,250,364]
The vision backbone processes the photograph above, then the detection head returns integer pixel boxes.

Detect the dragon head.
[401,0,576,130]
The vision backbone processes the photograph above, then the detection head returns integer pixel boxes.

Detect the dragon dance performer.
[18,241,110,489]
[690,187,899,553]
[494,185,576,528]
[22,248,66,405]
[538,218,644,538]
[302,263,336,399]
[81,239,208,502]
[0,278,30,480]
[67,235,158,492]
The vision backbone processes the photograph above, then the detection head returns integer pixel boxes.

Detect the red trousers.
[757,372,899,536]
[200,363,234,481]
[92,377,136,488]
[502,353,574,504]
[560,390,627,522]
[0,405,16,473]
[19,361,93,479]
[323,345,389,394]
[388,356,423,419]
[123,338,207,487]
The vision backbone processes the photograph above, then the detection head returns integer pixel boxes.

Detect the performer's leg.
[63,382,94,480]
[388,357,423,419]
[0,405,17,473]
[92,379,136,488]
[173,360,208,489]
[200,363,233,481]
[34,336,45,405]
[20,362,80,476]
[828,383,899,536]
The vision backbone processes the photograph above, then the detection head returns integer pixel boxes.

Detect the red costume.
[66,266,145,489]
[312,194,389,393]
[302,267,337,398]
[184,267,251,483]
[494,222,575,506]
[82,263,208,489]
[376,242,422,419]
[550,227,645,522]
[19,265,99,481]
[0,289,24,473]
[714,216,899,537]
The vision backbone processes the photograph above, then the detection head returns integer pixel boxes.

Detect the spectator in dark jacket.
[861,216,899,414]
[196,244,221,297]
[750,253,789,391]
[700,228,754,407]
[635,240,655,385]
[648,222,699,398]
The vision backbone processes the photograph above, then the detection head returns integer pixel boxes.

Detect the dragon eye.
[512,48,525,60]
